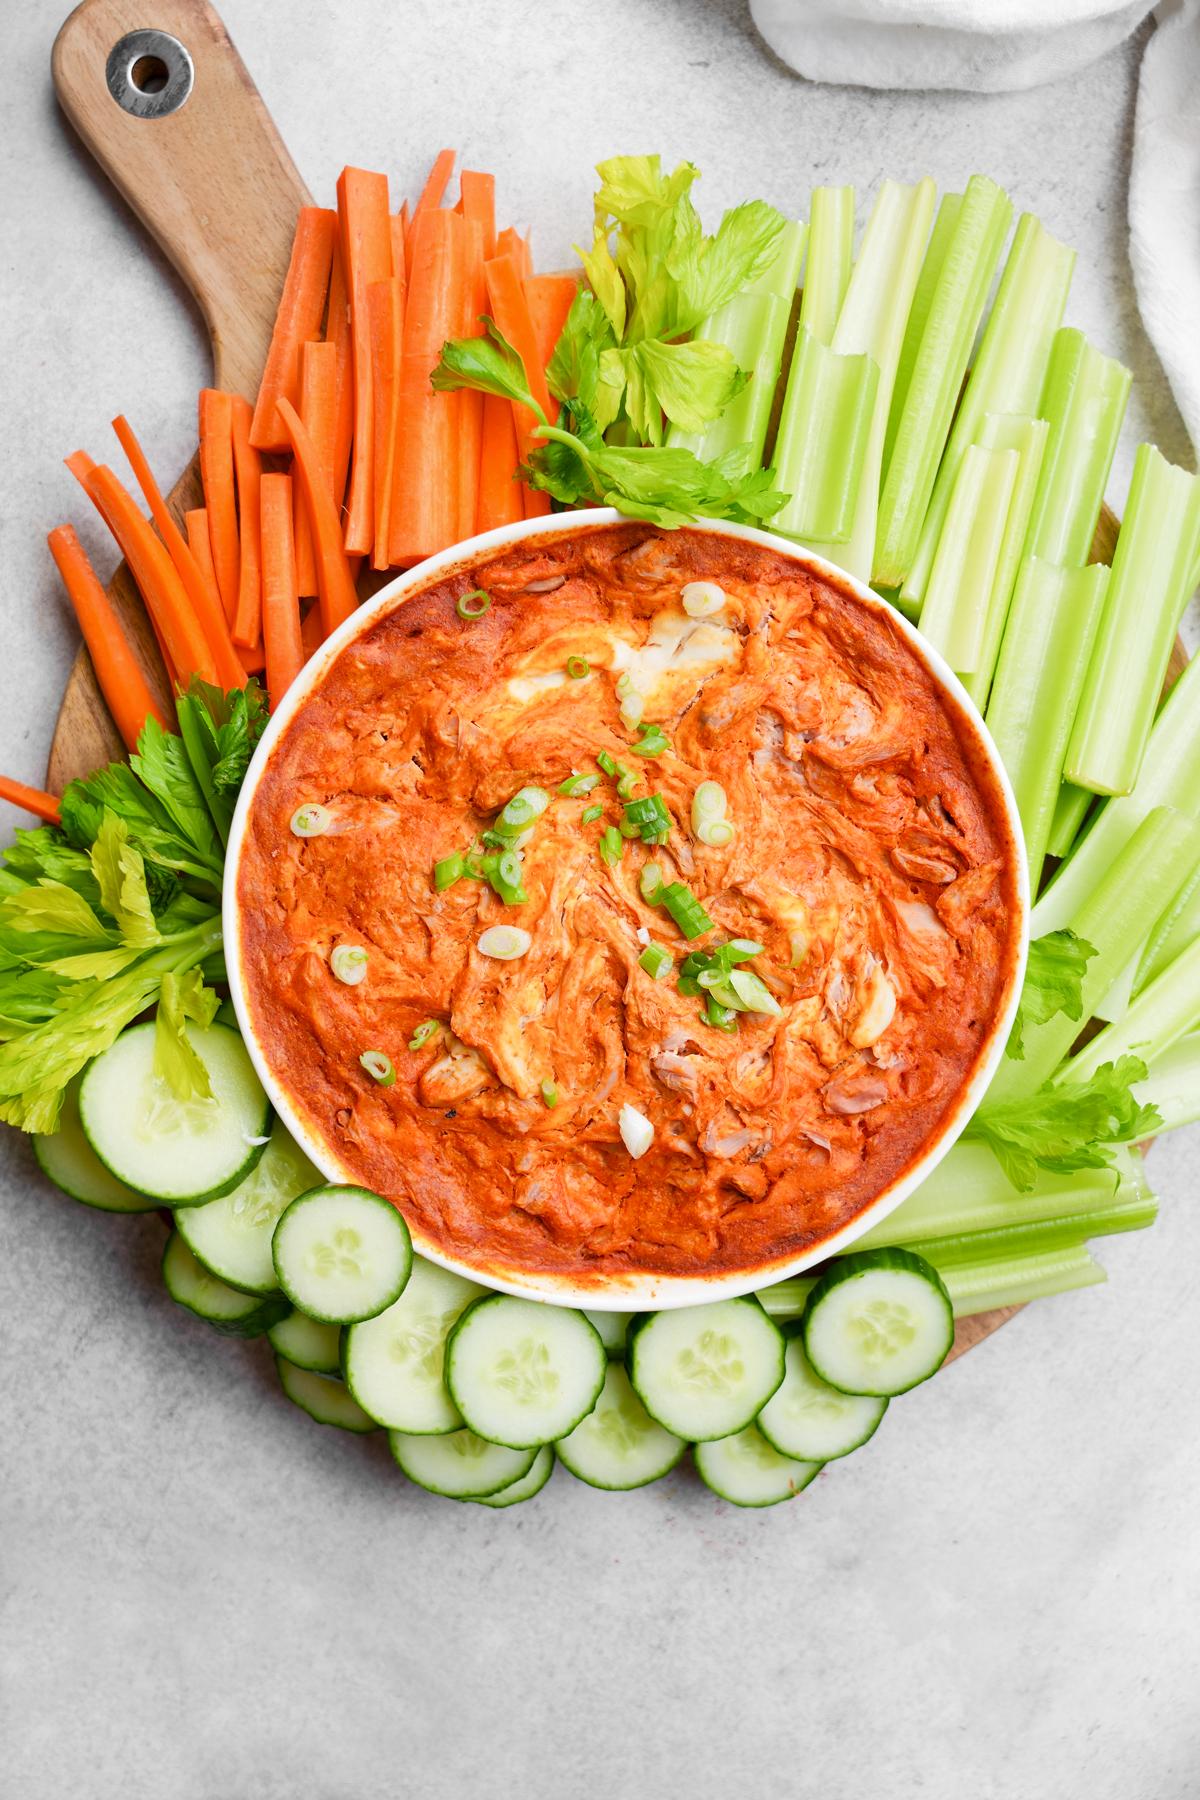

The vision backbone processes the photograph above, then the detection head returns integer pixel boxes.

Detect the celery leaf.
[965,1054,1161,1191]
[1005,928,1095,1060]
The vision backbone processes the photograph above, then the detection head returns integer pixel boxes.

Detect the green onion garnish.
[408,1019,441,1051]
[639,943,673,981]
[434,852,465,891]
[582,804,604,825]
[330,945,368,986]
[702,995,738,1033]
[619,819,643,838]
[599,826,624,868]
[727,968,783,1016]
[488,850,527,906]
[691,780,734,847]
[631,723,670,758]
[456,588,491,620]
[623,793,672,842]
[596,750,618,778]
[615,762,640,801]
[659,882,714,940]
[360,1050,396,1086]
[640,862,664,903]
[290,804,332,838]
[494,786,550,836]
[540,1079,559,1109]
[566,656,589,680]
[558,772,600,797]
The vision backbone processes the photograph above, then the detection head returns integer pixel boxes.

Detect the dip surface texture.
[237,524,1021,1286]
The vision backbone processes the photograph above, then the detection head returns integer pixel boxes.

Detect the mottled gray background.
[2,3,1198,1797]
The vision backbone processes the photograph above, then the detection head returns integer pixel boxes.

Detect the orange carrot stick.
[65,449,96,485]
[47,524,167,752]
[249,207,337,452]
[336,166,393,556]
[525,274,577,403]
[260,473,304,708]
[388,208,467,564]
[368,277,405,571]
[484,253,556,455]
[325,243,355,522]
[495,227,532,279]
[62,452,176,690]
[111,415,244,690]
[185,509,220,609]
[414,148,456,216]
[460,171,496,260]
[237,642,266,676]
[390,211,406,280]
[457,217,486,541]
[477,394,525,532]
[277,398,359,637]
[0,776,60,825]
[293,340,338,596]
[300,598,325,660]
[198,390,239,624]
[231,397,263,648]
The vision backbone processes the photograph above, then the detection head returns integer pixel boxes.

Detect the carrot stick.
[325,243,355,524]
[390,212,406,279]
[495,227,532,279]
[277,398,359,636]
[111,415,244,690]
[484,253,556,456]
[237,642,266,676]
[65,449,96,485]
[300,598,325,660]
[457,217,486,540]
[260,473,304,708]
[185,508,220,603]
[336,166,393,556]
[388,208,467,564]
[525,274,577,399]
[62,453,177,691]
[198,390,239,624]
[460,171,496,260]
[76,465,219,687]
[48,525,167,752]
[0,776,60,825]
[368,278,405,571]
[230,397,263,648]
[414,148,456,216]
[249,207,337,452]
[477,398,524,532]
[293,340,338,596]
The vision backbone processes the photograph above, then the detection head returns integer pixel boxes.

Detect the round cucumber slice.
[272,1184,412,1324]
[556,1362,685,1490]
[693,1426,822,1508]
[627,1297,784,1441]
[390,1428,537,1499]
[757,1336,888,1462]
[473,1444,556,1509]
[79,1021,271,1205]
[276,1356,377,1432]
[267,1309,344,1374]
[445,1295,606,1449]
[176,1120,322,1294]
[802,1248,954,1397]
[33,1076,155,1213]
[583,1308,633,1358]
[344,1258,487,1432]
[162,1233,288,1338]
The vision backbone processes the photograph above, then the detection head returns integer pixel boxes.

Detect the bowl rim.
[224,507,1030,1311]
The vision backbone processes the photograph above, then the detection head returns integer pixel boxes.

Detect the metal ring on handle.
[105,29,194,120]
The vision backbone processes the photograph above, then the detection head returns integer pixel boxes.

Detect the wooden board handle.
[52,0,310,396]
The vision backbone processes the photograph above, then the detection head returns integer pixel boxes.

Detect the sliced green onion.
[434,853,465,891]
[659,882,714,940]
[702,995,738,1033]
[359,1050,395,1086]
[566,656,589,680]
[477,925,532,960]
[680,581,726,618]
[488,850,527,906]
[699,819,734,848]
[290,804,332,838]
[581,804,604,825]
[615,766,640,802]
[631,723,670,758]
[494,785,551,835]
[540,1079,559,1109]
[623,793,672,842]
[639,943,673,981]
[615,674,645,730]
[330,944,368,986]
[558,772,600,797]
[456,588,491,620]
[408,1019,441,1051]
[727,968,783,1016]
[596,750,618,779]
[599,826,624,868]
[691,781,734,846]
[619,819,643,839]
[640,862,664,903]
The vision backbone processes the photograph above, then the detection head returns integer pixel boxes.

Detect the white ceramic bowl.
[225,510,1029,1310]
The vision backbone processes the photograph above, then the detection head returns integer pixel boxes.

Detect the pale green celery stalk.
[1065,445,1200,796]
[745,216,809,302]
[669,292,789,463]
[875,175,1013,588]
[1136,859,1200,992]
[917,444,1019,670]
[984,558,1110,892]
[798,187,855,345]
[906,1195,1156,1267]
[1062,930,1200,1087]
[902,213,1075,610]
[769,334,879,541]
[854,1139,1119,1249]
[940,1246,1105,1317]
[988,805,1200,1104]
[1131,1032,1200,1135]
[756,1277,817,1321]
[1032,649,1200,935]
[1025,328,1131,565]
[956,413,1049,709]
[800,178,937,581]
[1046,783,1095,863]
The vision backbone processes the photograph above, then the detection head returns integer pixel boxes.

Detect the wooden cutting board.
[45,0,1186,1364]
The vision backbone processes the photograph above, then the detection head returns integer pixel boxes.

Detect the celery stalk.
[956,414,1049,708]
[669,292,790,464]
[940,1246,1105,1317]
[1065,445,1200,796]
[1046,784,1094,863]
[1032,650,1200,935]
[1136,860,1200,992]
[1132,1032,1200,1135]
[988,805,1200,1103]
[770,333,879,541]
[916,444,1019,669]
[1025,328,1131,565]
[854,1140,1121,1250]
[798,187,854,346]
[875,175,1013,588]
[985,558,1110,890]
[756,1278,817,1322]
[902,213,1075,609]
[906,1196,1156,1267]
[1063,931,1200,1086]
[799,177,937,581]
[746,216,809,302]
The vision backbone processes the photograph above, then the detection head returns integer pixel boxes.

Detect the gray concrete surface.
[1,3,1197,1797]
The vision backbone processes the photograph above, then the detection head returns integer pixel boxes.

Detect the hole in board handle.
[105,29,194,119]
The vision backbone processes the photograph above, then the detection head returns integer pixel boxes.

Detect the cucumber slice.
[176,1120,322,1294]
[267,1309,344,1374]
[693,1426,822,1508]
[757,1337,888,1461]
[627,1298,785,1441]
[445,1296,606,1449]
[555,1362,685,1490]
[583,1309,633,1358]
[344,1258,487,1432]
[276,1356,377,1432]
[79,1021,271,1205]
[473,1444,556,1508]
[272,1185,412,1324]
[162,1233,288,1338]
[802,1248,954,1397]
[33,1076,155,1213]
[390,1428,537,1499]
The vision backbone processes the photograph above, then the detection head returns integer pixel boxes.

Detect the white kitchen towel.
[750,0,1200,458]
